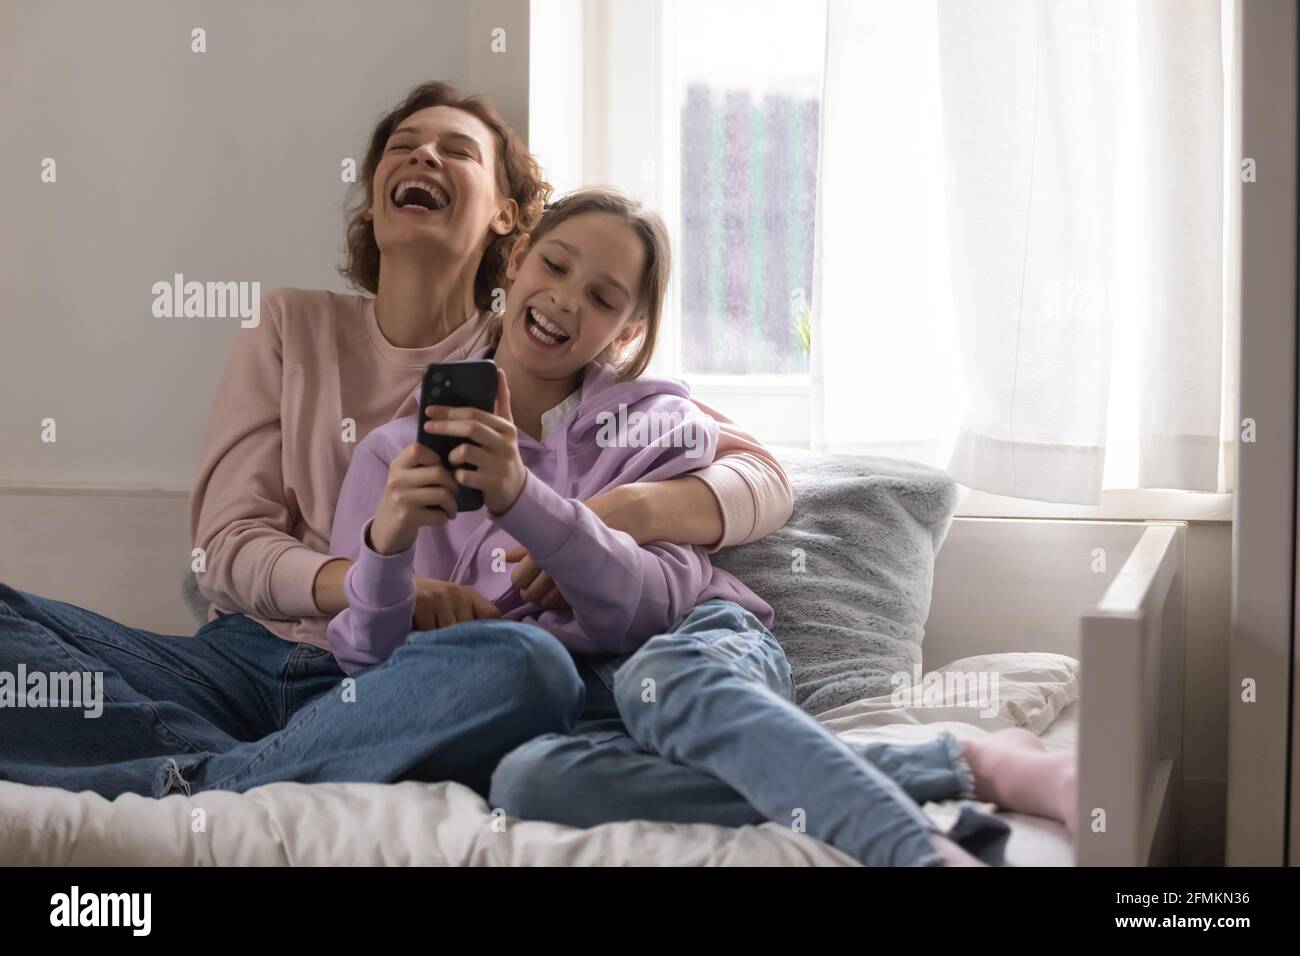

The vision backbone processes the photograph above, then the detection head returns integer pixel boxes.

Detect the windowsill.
[685,377,812,447]
[762,445,1233,522]
[954,487,1232,522]
[682,373,811,392]
[684,372,1235,524]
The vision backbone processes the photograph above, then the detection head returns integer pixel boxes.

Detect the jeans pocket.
[280,644,344,725]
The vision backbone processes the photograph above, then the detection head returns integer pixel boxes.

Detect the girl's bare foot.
[961,729,1077,834]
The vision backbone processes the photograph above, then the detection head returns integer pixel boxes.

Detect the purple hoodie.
[325,352,774,674]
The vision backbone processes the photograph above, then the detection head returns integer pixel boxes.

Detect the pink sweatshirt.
[189,288,792,649]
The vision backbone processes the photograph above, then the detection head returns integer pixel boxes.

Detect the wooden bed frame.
[925,518,1187,866]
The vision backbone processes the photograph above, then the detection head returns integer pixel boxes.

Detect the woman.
[0,81,792,802]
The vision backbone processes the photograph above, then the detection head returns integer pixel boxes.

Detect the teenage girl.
[327,188,1078,866]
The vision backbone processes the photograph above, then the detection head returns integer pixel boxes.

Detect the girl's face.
[369,105,516,265]
[500,212,647,382]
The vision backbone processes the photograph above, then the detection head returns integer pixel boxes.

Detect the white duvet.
[0,653,1078,866]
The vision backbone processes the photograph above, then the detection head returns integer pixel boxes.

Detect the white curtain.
[812,0,1233,503]
[1130,0,1229,492]
[812,0,966,467]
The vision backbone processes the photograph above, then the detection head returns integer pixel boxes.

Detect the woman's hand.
[412,577,500,631]
[584,483,653,543]
[370,443,460,556]
[425,368,527,516]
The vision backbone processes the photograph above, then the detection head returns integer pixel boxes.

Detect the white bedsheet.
[824,653,1079,867]
[0,653,1079,866]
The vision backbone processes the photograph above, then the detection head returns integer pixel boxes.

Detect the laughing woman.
[0,81,791,800]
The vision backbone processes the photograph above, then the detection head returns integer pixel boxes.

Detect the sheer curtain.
[812,0,1234,503]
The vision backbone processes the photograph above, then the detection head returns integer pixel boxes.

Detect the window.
[531,0,822,445]
[673,0,825,376]
[529,0,1236,517]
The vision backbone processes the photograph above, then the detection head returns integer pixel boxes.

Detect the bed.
[0,654,1077,866]
[923,517,1186,866]
[0,456,1186,867]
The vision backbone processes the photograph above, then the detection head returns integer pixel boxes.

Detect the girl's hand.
[412,576,500,631]
[370,443,460,555]
[502,546,570,612]
[425,367,527,516]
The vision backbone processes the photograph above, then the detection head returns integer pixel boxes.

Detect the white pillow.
[813,651,1079,736]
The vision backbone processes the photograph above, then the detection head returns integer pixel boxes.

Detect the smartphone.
[417,360,499,512]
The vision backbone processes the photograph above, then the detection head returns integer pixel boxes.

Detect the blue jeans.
[0,582,583,799]
[490,599,1011,867]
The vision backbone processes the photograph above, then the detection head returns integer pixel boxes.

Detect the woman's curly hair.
[339,81,552,311]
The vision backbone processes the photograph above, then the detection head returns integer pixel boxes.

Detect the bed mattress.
[0,654,1079,866]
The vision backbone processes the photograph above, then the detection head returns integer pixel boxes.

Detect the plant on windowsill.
[793,300,813,356]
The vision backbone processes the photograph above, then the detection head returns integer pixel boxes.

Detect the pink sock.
[960,729,1077,834]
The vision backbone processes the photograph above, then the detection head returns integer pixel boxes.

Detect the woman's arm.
[189,291,338,620]
[312,558,352,615]
[588,407,792,549]
[585,475,722,547]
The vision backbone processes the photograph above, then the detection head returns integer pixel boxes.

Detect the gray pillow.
[182,569,210,626]
[712,447,958,715]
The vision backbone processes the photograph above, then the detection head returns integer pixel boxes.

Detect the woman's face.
[499,212,647,383]
[369,105,516,267]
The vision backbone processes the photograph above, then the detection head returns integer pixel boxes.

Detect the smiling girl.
[326,190,762,666]
[323,190,1066,867]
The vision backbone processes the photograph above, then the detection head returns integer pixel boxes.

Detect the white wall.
[0,0,529,490]
[470,0,532,141]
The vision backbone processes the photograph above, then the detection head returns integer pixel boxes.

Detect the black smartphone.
[417,360,499,512]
